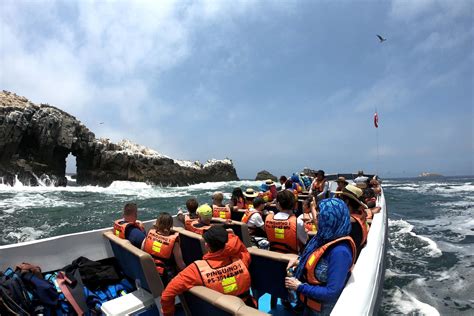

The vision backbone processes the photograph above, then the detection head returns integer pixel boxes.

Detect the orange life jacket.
[264,213,298,253]
[241,209,259,224]
[194,259,251,296]
[113,219,144,239]
[244,201,254,210]
[312,179,326,193]
[212,205,231,220]
[351,213,368,247]
[300,236,356,312]
[143,229,178,274]
[184,214,198,231]
[188,220,211,235]
[259,191,273,202]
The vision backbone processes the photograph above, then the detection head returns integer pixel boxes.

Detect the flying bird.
[376,34,387,43]
[99,122,104,125]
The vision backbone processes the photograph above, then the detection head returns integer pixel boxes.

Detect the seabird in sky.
[376,34,387,43]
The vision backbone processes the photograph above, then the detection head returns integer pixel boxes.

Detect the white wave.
[389,219,442,257]
[0,193,84,212]
[392,287,440,316]
[108,181,152,190]
[5,226,48,243]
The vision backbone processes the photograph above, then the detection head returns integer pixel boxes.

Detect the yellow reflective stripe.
[220,212,226,218]
[275,228,285,239]
[152,241,162,253]
[115,230,120,236]
[221,276,238,293]
[308,254,316,266]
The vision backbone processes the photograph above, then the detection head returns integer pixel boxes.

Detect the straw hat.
[265,179,275,186]
[243,188,258,198]
[335,184,367,208]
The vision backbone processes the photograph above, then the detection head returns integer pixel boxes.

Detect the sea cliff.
[0,91,238,186]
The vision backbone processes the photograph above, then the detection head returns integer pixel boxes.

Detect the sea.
[0,175,472,315]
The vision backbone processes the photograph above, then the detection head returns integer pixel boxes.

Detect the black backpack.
[0,270,34,316]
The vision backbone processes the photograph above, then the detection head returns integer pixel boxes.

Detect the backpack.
[0,269,34,315]
[63,257,121,290]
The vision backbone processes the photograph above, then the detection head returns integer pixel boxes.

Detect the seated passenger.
[298,198,318,233]
[212,192,231,219]
[335,176,348,192]
[113,203,145,248]
[161,225,254,316]
[285,198,356,315]
[369,177,382,196]
[336,184,369,248]
[309,170,329,200]
[290,174,304,193]
[188,204,213,235]
[243,188,259,209]
[300,172,313,191]
[259,179,277,202]
[265,190,307,254]
[241,197,270,249]
[279,175,288,190]
[142,212,186,285]
[229,187,246,211]
[362,187,381,219]
[177,198,199,231]
[354,170,369,184]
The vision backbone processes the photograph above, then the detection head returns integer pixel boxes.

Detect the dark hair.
[154,212,173,233]
[231,188,244,204]
[277,190,295,210]
[186,198,199,214]
[285,179,293,189]
[303,197,312,209]
[363,188,376,200]
[253,197,265,208]
[279,175,287,183]
[203,225,228,252]
[317,170,325,177]
[123,203,137,216]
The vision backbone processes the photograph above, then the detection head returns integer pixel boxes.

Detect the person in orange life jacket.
[229,187,246,211]
[142,212,186,285]
[113,203,145,248]
[361,187,381,219]
[336,185,369,249]
[242,197,268,239]
[161,225,253,316]
[298,197,318,233]
[285,198,356,315]
[309,170,329,201]
[284,179,300,210]
[265,189,308,254]
[177,198,199,231]
[187,204,213,235]
[211,191,231,219]
[243,187,258,209]
[264,179,278,201]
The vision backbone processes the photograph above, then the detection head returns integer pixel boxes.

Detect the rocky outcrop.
[0,91,239,186]
[255,170,277,181]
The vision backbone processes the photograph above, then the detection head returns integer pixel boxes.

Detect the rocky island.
[0,91,239,186]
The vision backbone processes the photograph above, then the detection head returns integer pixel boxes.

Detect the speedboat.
[0,173,387,315]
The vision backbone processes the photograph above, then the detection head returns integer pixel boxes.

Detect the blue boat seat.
[176,229,207,266]
[103,231,163,298]
[182,286,269,316]
[247,247,298,302]
[210,218,252,247]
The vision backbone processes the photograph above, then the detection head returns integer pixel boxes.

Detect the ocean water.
[0,176,473,315]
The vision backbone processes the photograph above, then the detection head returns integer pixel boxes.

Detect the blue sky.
[1,0,472,179]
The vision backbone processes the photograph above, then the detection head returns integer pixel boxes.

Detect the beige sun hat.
[243,187,258,198]
[265,179,276,186]
[335,184,367,208]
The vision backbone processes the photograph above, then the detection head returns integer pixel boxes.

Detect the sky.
[1,0,473,179]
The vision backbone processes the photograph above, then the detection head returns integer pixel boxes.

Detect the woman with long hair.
[285,198,356,315]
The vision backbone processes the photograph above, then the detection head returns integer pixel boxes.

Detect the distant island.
[418,172,444,178]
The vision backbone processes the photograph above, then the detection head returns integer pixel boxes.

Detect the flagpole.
[375,107,379,176]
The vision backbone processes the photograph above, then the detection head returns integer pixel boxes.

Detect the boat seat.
[103,231,163,298]
[177,229,207,266]
[247,247,298,302]
[211,218,252,247]
[182,286,269,316]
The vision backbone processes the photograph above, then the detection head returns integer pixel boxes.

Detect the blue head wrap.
[294,198,352,279]
[260,183,269,192]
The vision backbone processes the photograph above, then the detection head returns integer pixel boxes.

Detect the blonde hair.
[212,192,224,203]
[154,212,173,234]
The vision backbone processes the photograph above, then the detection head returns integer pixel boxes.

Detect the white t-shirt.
[247,210,265,228]
[274,212,308,245]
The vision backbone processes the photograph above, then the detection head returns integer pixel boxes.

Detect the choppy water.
[1,176,473,315]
